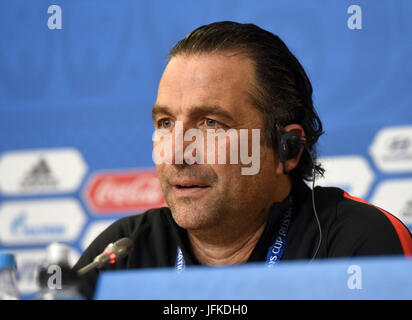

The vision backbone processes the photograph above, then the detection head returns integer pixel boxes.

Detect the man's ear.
[275,124,306,175]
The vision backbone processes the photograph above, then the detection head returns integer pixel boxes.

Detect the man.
[73,21,412,299]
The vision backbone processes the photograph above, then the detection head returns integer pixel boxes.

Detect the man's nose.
[172,122,205,166]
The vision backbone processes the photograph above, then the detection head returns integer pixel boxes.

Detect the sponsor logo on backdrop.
[0,199,86,245]
[315,155,374,198]
[0,148,87,195]
[370,179,412,226]
[20,158,58,190]
[369,126,412,173]
[84,169,166,214]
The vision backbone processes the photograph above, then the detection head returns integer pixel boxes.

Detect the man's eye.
[158,119,174,128]
[204,119,218,127]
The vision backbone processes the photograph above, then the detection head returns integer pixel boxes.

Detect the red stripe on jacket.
[343,191,412,258]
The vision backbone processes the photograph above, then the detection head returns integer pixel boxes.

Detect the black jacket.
[73,180,412,299]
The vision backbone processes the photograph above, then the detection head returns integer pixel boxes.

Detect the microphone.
[77,238,134,276]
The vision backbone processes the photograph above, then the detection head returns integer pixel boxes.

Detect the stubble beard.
[166,187,227,232]
[158,165,225,231]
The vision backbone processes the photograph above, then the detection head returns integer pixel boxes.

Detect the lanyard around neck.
[175,197,293,272]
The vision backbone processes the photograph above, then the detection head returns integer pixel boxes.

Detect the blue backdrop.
[0,0,411,296]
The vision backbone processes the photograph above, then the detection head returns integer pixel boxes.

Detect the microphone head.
[110,237,134,259]
[112,237,134,251]
[95,237,134,268]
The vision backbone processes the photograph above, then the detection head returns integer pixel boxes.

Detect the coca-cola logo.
[84,170,166,214]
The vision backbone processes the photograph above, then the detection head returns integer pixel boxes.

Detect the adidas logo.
[20,158,59,189]
[0,148,87,195]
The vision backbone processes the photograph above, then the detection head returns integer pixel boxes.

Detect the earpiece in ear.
[275,123,303,174]
[280,131,303,160]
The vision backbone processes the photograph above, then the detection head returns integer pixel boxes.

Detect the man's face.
[153,52,285,233]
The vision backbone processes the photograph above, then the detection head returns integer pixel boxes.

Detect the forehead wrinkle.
[155,53,260,125]
[163,52,255,92]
